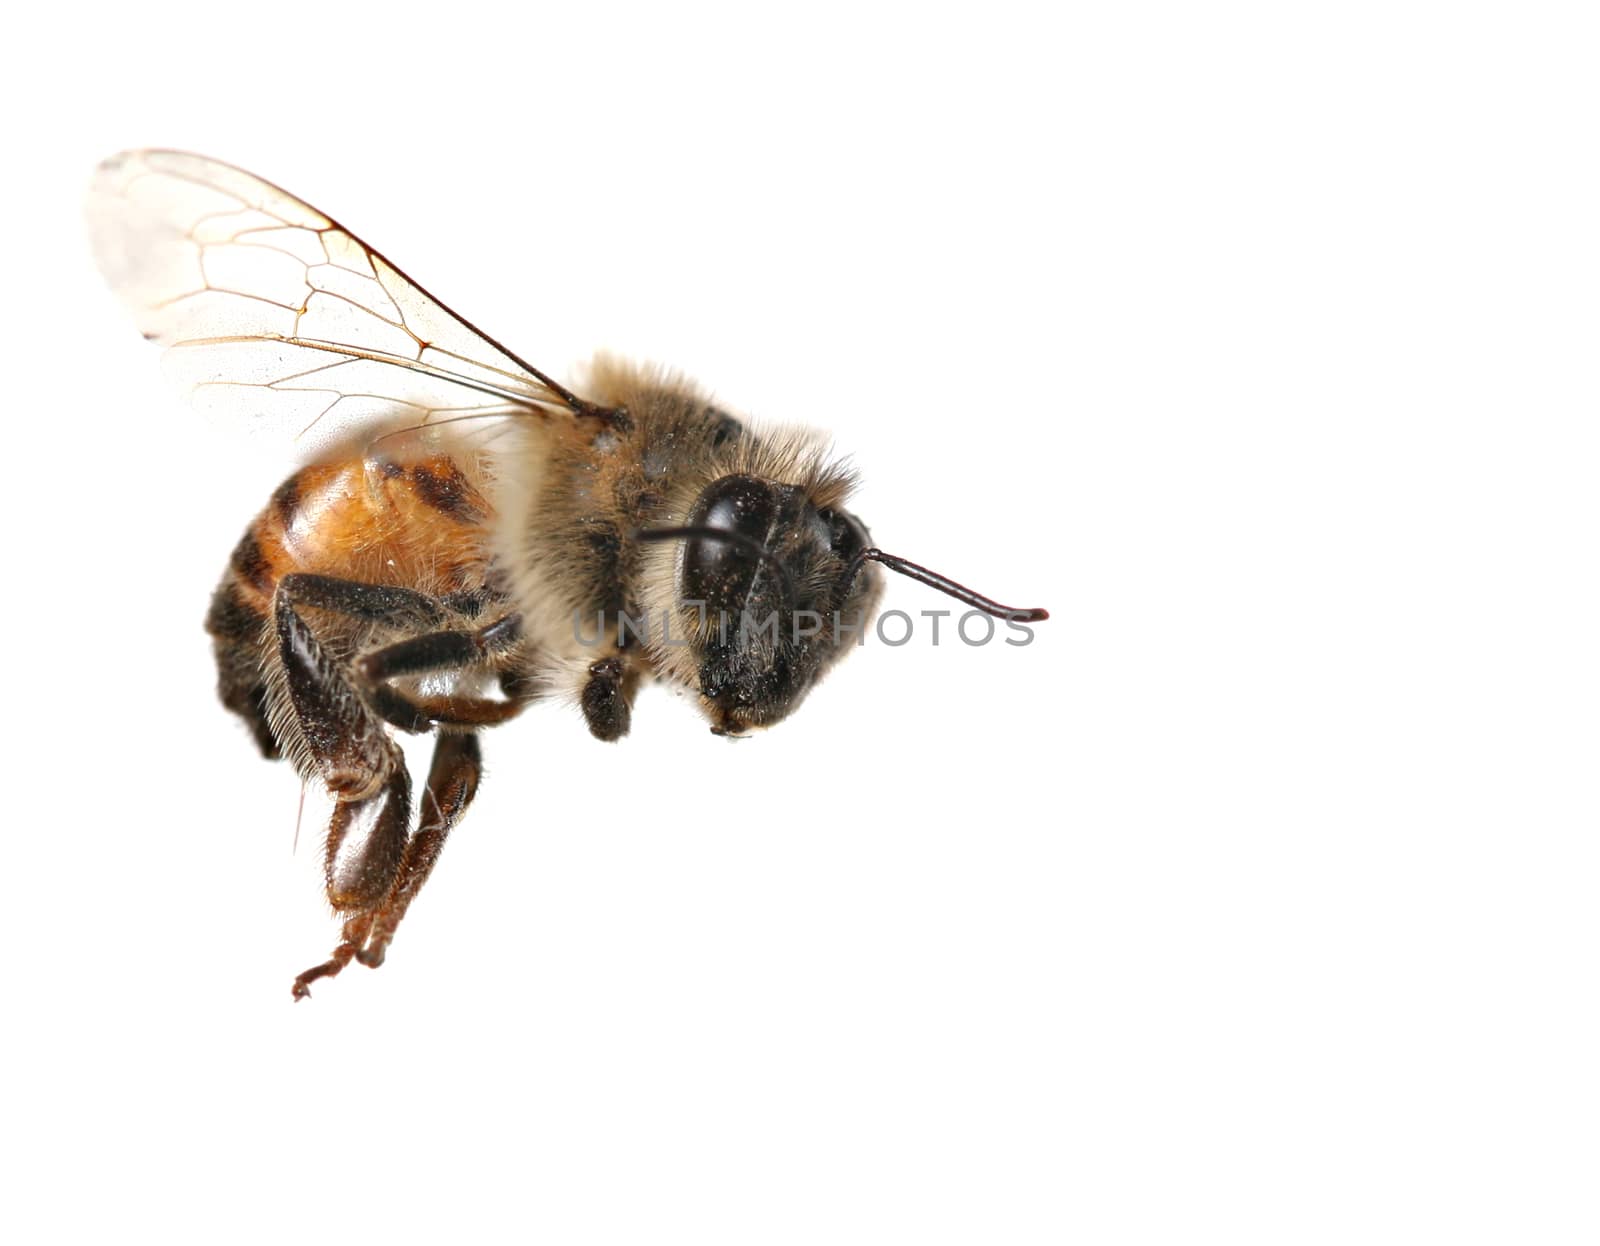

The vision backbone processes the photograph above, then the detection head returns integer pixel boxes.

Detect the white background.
[2,2,1595,1242]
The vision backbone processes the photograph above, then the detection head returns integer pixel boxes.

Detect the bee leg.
[353,614,531,730]
[274,589,405,798]
[275,587,416,999]
[384,693,526,728]
[356,732,483,971]
[580,656,638,741]
[291,765,412,1001]
[356,613,523,682]
[270,574,488,734]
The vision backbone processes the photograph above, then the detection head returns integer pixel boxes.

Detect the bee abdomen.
[204,453,498,762]
[206,573,279,759]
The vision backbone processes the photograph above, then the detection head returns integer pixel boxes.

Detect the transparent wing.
[87,149,581,456]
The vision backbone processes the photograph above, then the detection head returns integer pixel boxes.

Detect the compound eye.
[681,475,776,610]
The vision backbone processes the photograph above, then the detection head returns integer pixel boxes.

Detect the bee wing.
[87,149,580,456]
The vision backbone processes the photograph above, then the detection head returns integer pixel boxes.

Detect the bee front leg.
[580,655,639,741]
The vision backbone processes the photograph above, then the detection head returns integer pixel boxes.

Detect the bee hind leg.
[291,735,481,996]
[355,731,483,972]
[272,579,508,996]
[291,762,413,1000]
[275,585,416,999]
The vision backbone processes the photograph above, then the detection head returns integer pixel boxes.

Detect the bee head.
[634,423,1047,738]
[642,472,884,736]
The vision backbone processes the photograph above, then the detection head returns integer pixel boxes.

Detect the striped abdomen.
[205,454,496,758]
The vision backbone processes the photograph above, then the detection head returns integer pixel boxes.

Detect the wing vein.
[88,149,590,455]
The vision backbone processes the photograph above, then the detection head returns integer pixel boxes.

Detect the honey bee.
[88,150,1048,999]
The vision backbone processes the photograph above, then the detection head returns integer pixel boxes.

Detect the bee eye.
[681,475,776,610]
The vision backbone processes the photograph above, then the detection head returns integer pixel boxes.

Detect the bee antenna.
[842,548,1049,622]
[635,526,796,606]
